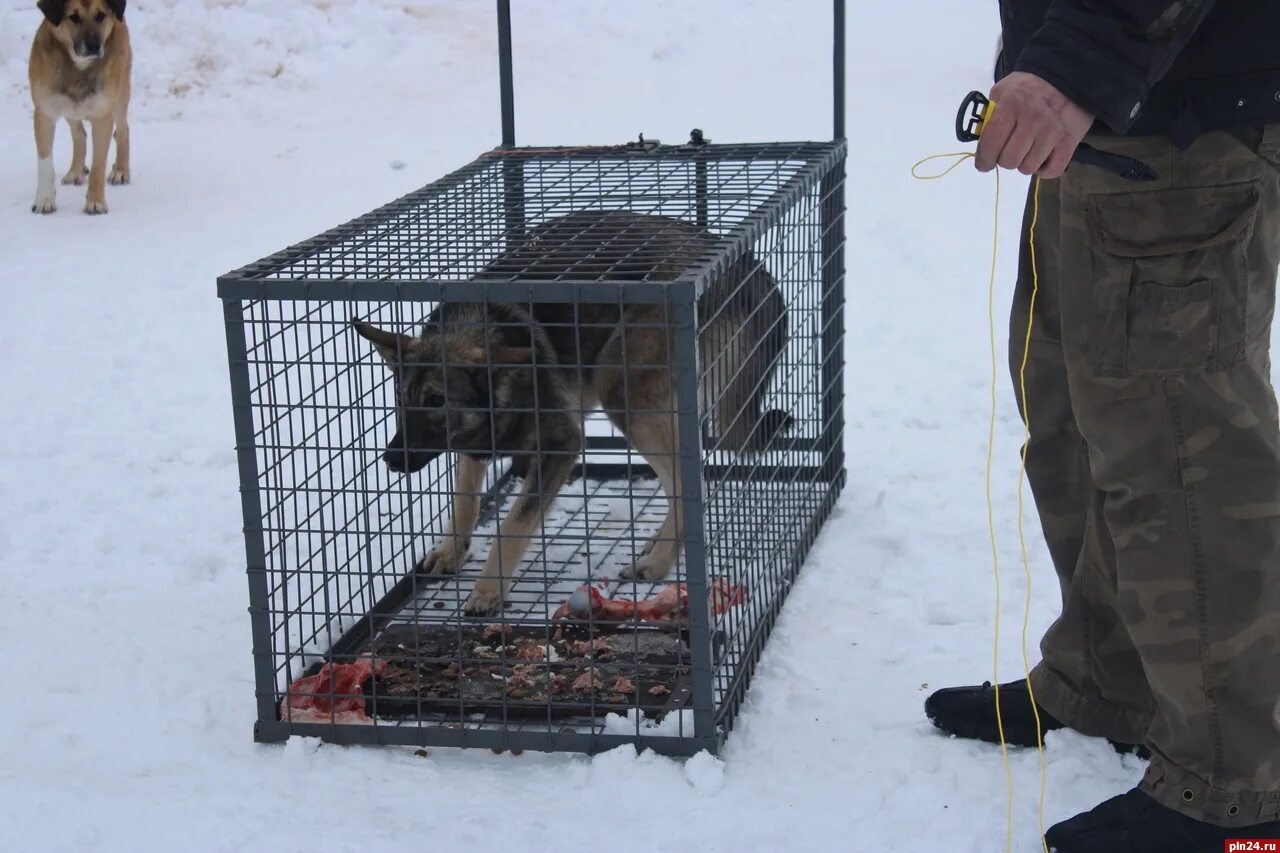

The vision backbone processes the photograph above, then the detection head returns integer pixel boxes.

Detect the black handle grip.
[1073,144,1160,182]
[956,91,990,143]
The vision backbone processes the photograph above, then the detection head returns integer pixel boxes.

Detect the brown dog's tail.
[700,258,790,454]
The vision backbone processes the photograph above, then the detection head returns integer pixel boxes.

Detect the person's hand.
[975,72,1095,179]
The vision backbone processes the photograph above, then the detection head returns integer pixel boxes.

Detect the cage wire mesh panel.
[220,141,846,755]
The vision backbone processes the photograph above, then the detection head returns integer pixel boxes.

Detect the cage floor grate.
[317,475,834,736]
[391,477,675,625]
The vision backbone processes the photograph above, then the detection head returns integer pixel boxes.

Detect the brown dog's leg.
[596,316,685,581]
[464,452,575,616]
[85,115,114,214]
[417,454,487,576]
[109,112,130,185]
[618,412,684,581]
[63,120,88,186]
[33,111,57,214]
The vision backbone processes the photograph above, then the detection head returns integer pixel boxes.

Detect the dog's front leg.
[84,115,114,215]
[109,112,130,185]
[63,121,88,186]
[464,452,575,616]
[32,111,56,214]
[417,453,486,576]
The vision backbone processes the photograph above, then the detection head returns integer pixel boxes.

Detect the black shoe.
[925,679,1150,758]
[1045,788,1280,852]
[926,679,1066,747]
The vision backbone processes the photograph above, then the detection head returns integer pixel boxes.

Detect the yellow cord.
[1018,178,1049,851]
[981,163,1015,853]
[910,152,981,180]
[910,152,1049,853]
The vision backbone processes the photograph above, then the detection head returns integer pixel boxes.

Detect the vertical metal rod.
[695,155,709,229]
[819,154,847,482]
[671,290,716,749]
[497,0,516,147]
[502,159,527,247]
[495,2,524,245]
[833,0,846,140]
[222,298,284,741]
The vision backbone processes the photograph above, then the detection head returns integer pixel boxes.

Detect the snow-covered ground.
[0,2,1154,850]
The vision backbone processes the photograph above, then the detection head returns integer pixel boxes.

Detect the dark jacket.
[998,1,1280,144]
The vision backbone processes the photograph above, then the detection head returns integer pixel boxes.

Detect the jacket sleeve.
[1013,0,1216,132]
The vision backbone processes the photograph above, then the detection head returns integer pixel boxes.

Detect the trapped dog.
[355,210,790,615]
[29,0,131,215]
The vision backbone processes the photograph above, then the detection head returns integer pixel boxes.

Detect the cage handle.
[494,0,847,147]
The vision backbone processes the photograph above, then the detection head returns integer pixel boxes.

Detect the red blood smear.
[553,580,747,623]
[709,580,748,614]
[279,658,387,725]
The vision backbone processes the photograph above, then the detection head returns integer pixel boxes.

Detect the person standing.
[925,3,1280,850]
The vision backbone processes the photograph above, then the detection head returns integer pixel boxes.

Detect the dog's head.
[354,320,531,473]
[38,0,125,63]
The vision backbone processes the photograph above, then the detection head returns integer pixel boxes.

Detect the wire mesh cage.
[220,139,846,755]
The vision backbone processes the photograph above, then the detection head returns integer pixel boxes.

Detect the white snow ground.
[0,1,1156,850]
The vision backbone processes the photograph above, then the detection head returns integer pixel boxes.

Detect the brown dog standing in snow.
[29,0,131,215]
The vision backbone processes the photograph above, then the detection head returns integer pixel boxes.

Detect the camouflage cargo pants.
[1017,126,1280,827]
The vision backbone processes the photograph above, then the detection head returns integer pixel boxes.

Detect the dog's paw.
[619,552,676,582]
[84,198,108,215]
[414,540,469,577]
[62,168,88,186]
[32,195,56,215]
[463,581,506,616]
[108,167,130,186]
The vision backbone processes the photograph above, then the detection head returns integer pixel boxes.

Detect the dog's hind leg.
[597,316,685,581]
[32,111,56,214]
[62,120,88,186]
[617,412,683,582]
[464,450,575,616]
[416,453,487,577]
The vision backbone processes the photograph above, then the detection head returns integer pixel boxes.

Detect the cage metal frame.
[219,1,847,757]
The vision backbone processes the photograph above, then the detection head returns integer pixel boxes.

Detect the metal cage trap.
[219,0,847,756]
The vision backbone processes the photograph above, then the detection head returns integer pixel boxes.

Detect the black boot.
[925,679,1065,747]
[1045,788,1280,852]
[925,679,1149,757]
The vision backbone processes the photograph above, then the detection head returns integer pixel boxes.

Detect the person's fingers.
[998,122,1037,171]
[974,106,1014,172]
[1038,143,1075,180]
[1019,133,1057,176]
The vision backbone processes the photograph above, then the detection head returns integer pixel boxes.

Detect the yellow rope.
[910,152,1049,853]
[1018,177,1049,851]
[982,162,1016,853]
[910,152,981,180]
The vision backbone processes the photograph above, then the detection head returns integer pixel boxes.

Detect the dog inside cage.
[225,143,845,752]
[351,211,791,616]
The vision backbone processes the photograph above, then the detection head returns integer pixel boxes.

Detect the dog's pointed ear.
[106,0,125,20]
[37,0,66,26]
[353,321,414,367]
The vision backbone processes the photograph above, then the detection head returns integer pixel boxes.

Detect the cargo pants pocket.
[1087,182,1261,377]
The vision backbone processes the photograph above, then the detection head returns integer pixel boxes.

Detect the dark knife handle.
[1073,143,1160,182]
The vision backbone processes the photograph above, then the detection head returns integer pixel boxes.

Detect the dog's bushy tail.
[700,257,791,454]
